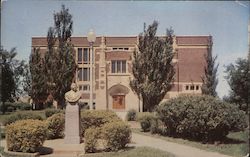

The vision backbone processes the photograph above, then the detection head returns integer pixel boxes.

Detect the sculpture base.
[64,136,80,144]
[64,103,80,144]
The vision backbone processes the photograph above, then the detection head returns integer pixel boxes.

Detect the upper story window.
[78,48,90,64]
[185,84,200,91]
[112,47,129,51]
[83,48,90,64]
[78,48,83,64]
[78,67,90,81]
[111,60,126,73]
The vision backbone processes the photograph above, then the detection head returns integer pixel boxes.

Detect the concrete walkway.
[0,133,234,157]
[131,132,232,157]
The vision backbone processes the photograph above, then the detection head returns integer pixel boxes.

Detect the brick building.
[32,35,210,112]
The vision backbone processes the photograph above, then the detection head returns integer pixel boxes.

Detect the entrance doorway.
[112,95,125,109]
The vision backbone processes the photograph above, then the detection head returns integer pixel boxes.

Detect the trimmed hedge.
[137,112,157,132]
[46,113,65,139]
[126,109,137,121]
[45,108,63,118]
[101,121,131,151]
[156,95,247,141]
[84,127,100,153]
[80,110,122,136]
[3,112,43,126]
[6,119,47,153]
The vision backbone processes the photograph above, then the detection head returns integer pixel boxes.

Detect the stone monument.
[64,83,81,144]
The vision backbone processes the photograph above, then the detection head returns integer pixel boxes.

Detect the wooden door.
[112,95,125,109]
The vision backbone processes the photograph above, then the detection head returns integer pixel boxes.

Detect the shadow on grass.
[36,146,53,155]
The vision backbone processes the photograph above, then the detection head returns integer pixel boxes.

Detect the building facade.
[32,35,210,112]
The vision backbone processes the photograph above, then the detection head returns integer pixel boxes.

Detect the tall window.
[78,68,90,81]
[83,48,89,64]
[111,60,126,73]
[78,48,83,64]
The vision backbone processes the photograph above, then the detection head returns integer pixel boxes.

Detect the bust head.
[71,83,78,92]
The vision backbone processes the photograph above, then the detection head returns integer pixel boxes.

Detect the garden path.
[131,132,233,157]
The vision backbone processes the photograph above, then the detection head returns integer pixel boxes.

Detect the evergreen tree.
[225,57,250,113]
[201,36,219,97]
[130,21,175,112]
[29,48,48,109]
[44,5,76,108]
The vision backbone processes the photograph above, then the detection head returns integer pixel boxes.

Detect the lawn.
[132,128,249,157]
[82,147,175,157]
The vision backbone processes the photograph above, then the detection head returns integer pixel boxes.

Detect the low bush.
[45,108,63,118]
[3,112,43,126]
[18,103,32,110]
[156,95,247,142]
[137,112,157,132]
[101,121,131,151]
[6,106,14,112]
[46,113,65,139]
[6,119,47,153]
[126,109,137,121]
[80,110,121,136]
[84,127,100,153]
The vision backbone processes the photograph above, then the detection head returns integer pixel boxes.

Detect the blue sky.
[1,0,249,98]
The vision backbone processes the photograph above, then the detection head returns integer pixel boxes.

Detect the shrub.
[18,103,32,110]
[45,108,63,118]
[6,119,46,153]
[137,112,157,132]
[80,110,121,136]
[156,95,247,141]
[46,113,65,139]
[6,106,14,112]
[84,127,100,153]
[126,109,137,121]
[101,121,131,151]
[3,112,43,126]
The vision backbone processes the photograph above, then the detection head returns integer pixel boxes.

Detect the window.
[83,48,89,64]
[78,68,90,81]
[111,60,126,73]
[185,85,189,90]
[112,47,129,51]
[190,85,195,90]
[196,85,199,90]
[79,85,90,91]
[78,48,83,64]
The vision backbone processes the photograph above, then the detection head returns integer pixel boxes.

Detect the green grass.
[132,128,249,157]
[82,147,175,157]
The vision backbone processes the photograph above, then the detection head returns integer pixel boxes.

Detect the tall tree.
[130,21,175,112]
[30,5,76,109]
[201,36,219,97]
[30,48,49,109]
[0,47,25,113]
[225,57,250,113]
[45,5,76,107]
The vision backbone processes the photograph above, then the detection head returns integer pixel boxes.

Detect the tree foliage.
[1,47,26,113]
[225,57,250,113]
[30,48,48,108]
[201,36,219,97]
[130,21,175,112]
[30,5,76,108]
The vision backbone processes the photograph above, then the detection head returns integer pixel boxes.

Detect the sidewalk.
[1,133,233,157]
[131,132,232,157]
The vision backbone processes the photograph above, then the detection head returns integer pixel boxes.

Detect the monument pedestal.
[64,103,80,144]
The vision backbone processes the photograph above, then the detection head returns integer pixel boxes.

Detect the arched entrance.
[108,84,129,110]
